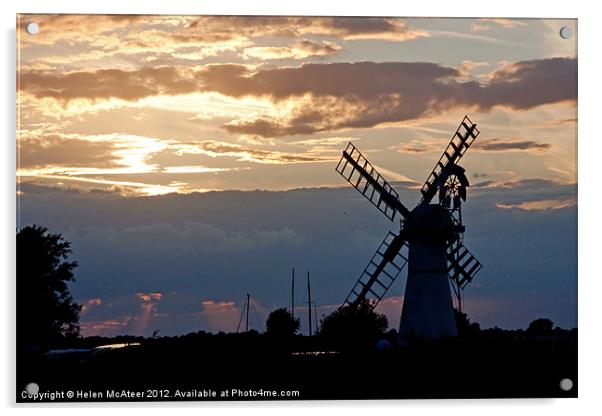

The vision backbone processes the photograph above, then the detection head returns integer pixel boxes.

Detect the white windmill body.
[399,205,458,338]
[335,116,483,339]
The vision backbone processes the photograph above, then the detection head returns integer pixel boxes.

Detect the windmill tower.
[335,116,483,339]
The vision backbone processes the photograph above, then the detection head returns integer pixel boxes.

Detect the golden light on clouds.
[200,300,241,333]
[17,15,577,196]
[496,197,577,211]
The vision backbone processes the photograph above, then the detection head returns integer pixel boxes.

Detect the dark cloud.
[21,58,576,136]
[392,139,444,154]
[21,67,197,102]
[199,61,460,101]
[496,178,565,189]
[184,16,427,41]
[18,179,577,331]
[296,39,340,55]
[206,58,576,136]
[474,138,552,152]
[477,58,577,110]
[223,118,318,137]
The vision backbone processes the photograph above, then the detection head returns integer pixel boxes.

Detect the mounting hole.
[559,26,572,40]
[26,22,39,35]
[559,378,573,391]
[25,382,39,395]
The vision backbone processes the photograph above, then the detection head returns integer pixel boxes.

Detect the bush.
[318,300,388,349]
[266,308,300,337]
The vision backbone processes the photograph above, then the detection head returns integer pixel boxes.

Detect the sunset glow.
[17,15,576,197]
[17,15,577,336]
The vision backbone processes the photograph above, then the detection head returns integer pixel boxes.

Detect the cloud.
[494,178,567,189]
[137,292,163,302]
[183,16,429,42]
[21,179,577,332]
[19,15,427,69]
[79,316,134,337]
[480,18,527,29]
[18,14,149,45]
[197,58,576,105]
[21,58,576,139]
[20,66,197,102]
[200,300,241,333]
[392,139,445,154]
[80,298,102,315]
[18,134,121,169]
[473,138,552,152]
[17,132,257,196]
[481,58,577,109]
[390,136,552,158]
[470,23,491,32]
[548,117,577,126]
[197,61,459,101]
[242,40,341,60]
[78,293,267,336]
[496,197,576,211]
[135,292,163,334]
[200,58,576,136]
[76,222,302,258]
[173,140,333,164]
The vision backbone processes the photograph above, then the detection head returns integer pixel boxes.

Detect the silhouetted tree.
[266,308,300,337]
[318,300,388,348]
[527,318,554,335]
[454,308,481,337]
[17,225,81,348]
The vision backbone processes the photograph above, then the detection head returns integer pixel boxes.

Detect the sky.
[16,15,577,336]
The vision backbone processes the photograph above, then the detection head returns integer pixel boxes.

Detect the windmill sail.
[336,142,411,220]
[419,116,479,205]
[342,231,408,309]
[447,241,483,288]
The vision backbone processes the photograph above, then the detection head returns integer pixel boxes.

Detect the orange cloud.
[80,298,103,315]
[134,293,163,335]
[496,197,576,211]
[479,18,526,29]
[18,15,427,70]
[18,14,149,46]
[79,316,133,337]
[136,292,163,302]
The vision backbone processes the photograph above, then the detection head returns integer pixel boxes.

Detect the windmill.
[335,115,483,338]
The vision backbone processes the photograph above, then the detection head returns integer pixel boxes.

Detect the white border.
[2,1,600,414]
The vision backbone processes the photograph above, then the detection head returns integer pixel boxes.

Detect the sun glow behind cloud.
[17,15,576,197]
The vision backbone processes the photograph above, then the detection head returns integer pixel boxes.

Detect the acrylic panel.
[16,15,577,402]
